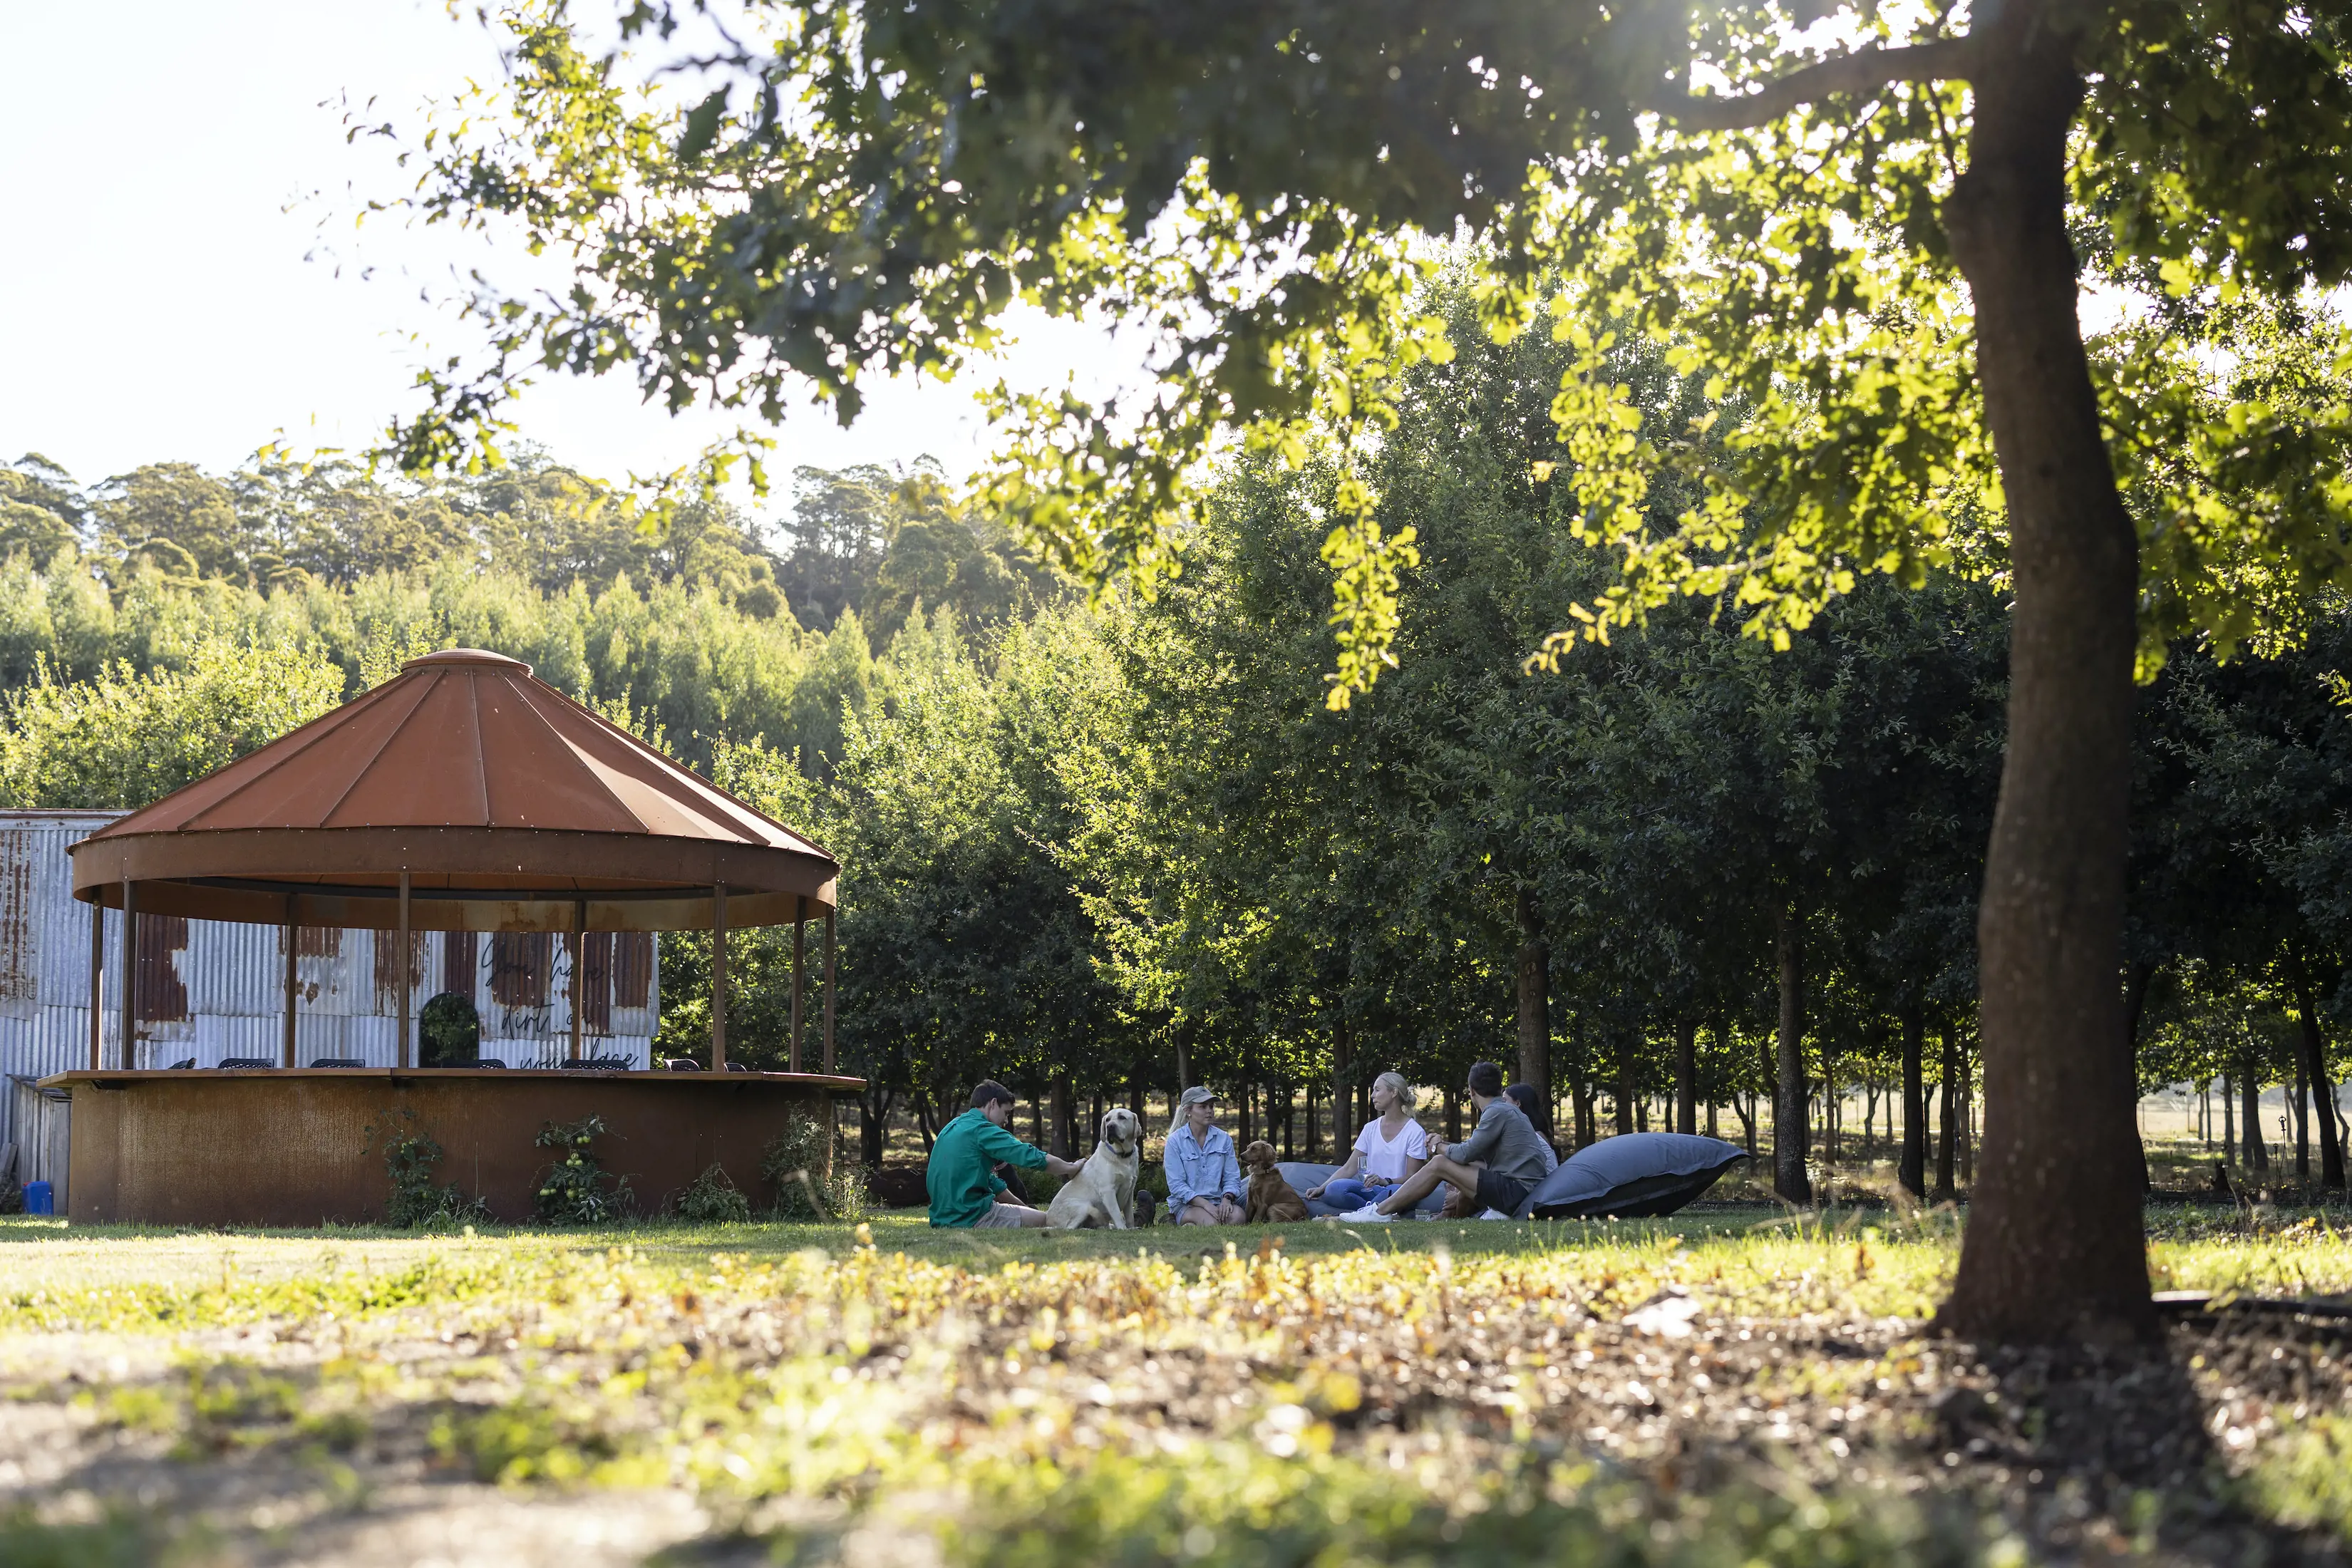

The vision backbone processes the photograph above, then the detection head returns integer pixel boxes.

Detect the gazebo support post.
[396,871,411,1069]
[822,908,836,1073]
[711,882,728,1071]
[282,903,298,1068]
[87,899,102,1071]
[569,900,584,1063]
[118,878,135,1072]
[790,896,805,1073]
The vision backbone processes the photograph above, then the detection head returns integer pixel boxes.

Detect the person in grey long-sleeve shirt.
[1345,1061,1550,1222]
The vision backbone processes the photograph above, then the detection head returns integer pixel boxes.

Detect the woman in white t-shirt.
[1306,1071,1430,1210]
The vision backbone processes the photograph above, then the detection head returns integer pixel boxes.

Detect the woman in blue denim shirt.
[1164,1085,1244,1224]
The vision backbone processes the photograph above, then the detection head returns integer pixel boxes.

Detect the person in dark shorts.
[1343,1061,1552,1222]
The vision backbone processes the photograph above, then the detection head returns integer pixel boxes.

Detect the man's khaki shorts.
[974,1201,1043,1228]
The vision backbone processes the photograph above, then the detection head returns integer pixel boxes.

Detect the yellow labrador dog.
[1046,1108,1142,1229]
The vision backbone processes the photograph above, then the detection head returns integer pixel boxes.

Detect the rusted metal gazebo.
[43,649,860,1224]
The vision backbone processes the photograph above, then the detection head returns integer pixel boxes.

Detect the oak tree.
[398,0,2352,1341]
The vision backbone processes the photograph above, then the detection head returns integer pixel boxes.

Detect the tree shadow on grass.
[1945,1316,2351,1561]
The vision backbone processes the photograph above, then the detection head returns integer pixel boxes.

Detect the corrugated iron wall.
[7,1077,71,1202]
[0,813,663,1151]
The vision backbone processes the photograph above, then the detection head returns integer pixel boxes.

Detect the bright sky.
[0,0,1137,505]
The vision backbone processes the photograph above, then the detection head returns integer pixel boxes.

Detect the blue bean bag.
[1521,1133,1748,1219]
[1277,1162,1448,1218]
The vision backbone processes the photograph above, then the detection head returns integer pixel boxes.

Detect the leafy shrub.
[1008,1164,1072,1209]
[532,1115,632,1224]
[760,1113,867,1222]
[370,1116,488,1228]
[673,1163,752,1223]
[821,1164,871,1225]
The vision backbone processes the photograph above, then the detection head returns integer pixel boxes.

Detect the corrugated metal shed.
[7,1076,70,1204]
[0,812,662,1152]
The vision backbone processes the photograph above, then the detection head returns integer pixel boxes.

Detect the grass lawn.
[1,1200,2349,1565]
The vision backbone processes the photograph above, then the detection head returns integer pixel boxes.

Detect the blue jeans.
[1322,1177,1397,1210]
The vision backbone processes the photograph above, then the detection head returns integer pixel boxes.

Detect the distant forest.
[0,448,1062,773]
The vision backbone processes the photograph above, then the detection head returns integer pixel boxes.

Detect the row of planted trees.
[7,292,2351,1205]
[673,286,2352,1202]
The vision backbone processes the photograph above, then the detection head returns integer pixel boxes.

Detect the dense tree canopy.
[14,245,2352,1348]
[368,0,2352,1342]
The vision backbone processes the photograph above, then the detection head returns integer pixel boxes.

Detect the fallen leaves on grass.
[1,1215,2349,1564]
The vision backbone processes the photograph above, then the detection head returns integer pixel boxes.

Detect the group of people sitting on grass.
[927,1058,1557,1229]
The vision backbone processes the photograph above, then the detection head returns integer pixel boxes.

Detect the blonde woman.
[1305,1072,1429,1210]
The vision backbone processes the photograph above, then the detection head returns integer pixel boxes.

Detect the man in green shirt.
[927,1080,1085,1227]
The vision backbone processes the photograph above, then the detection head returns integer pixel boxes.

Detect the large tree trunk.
[2286,944,2347,1190]
[1772,899,1812,1203]
[1936,18,2155,1343]
[1899,1008,1927,1198]
[1517,889,1551,1135]
[1674,1018,1698,1135]
[1614,1046,1636,1136]
[860,1085,894,1168]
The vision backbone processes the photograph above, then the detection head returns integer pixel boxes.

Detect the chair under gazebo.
[43,649,861,1224]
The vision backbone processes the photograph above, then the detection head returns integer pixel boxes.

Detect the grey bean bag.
[1277,1162,1448,1218]
[1522,1133,1748,1219]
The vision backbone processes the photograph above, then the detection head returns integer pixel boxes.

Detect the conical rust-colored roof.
[69,649,835,933]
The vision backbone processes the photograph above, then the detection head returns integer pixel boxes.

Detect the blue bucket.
[23,1180,53,1215]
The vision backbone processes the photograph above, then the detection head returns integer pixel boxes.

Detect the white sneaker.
[1474,1208,1512,1221]
[1341,1205,1393,1222]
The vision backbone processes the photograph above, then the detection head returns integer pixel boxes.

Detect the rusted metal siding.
[613,932,654,1009]
[136,914,192,1031]
[60,1068,858,1225]
[0,835,36,1012]
[7,1077,71,1205]
[0,813,125,1155]
[0,813,662,1149]
[488,931,553,1011]
[373,932,423,1011]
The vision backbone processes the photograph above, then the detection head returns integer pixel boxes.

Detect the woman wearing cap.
[1305,1072,1430,1212]
[1165,1085,1245,1224]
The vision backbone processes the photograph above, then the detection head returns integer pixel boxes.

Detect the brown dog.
[1241,1140,1310,1224]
